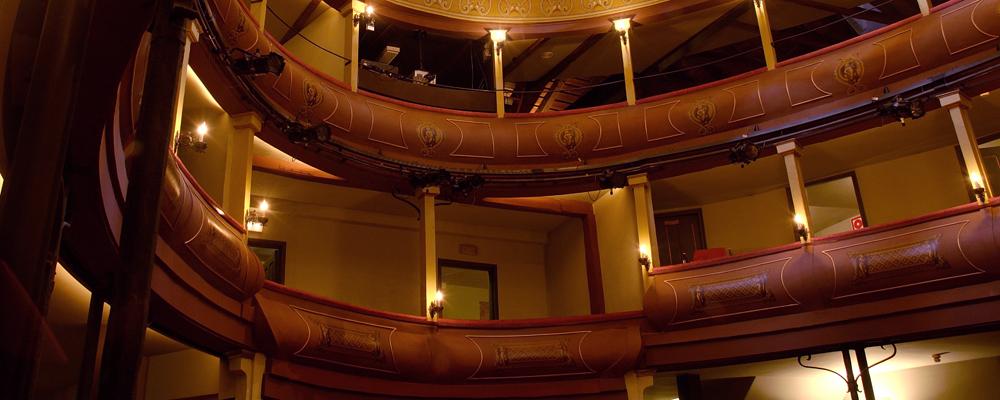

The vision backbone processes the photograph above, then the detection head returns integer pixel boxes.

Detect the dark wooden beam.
[517,33,605,112]
[640,1,750,76]
[280,0,322,44]
[503,38,549,77]
[780,0,899,25]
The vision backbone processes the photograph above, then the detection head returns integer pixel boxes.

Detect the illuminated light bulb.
[214,206,225,216]
[259,199,270,213]
[612,18,631,33]
[365,4,374,15]
[638,244,650,257]
[489,29,507,43]
[196,122,208,142]
[793,213,806,226]
[435,290,444,303]
[970,172,984,189]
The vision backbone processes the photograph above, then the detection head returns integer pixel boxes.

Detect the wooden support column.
[628,173,659,290]
[939,90,992,199]
[221,351,267,400]
[491,31,507,118]
[752,0,778,70]
[615,20,637,105]
[777,140,812,241]
[0,0,102,396]
[223,112,262,229]
[170,19,200,152]
[418,186,440,319]
[97,2,195,398]
[916,0,931,16]
[76,294,107,400]
[249,0,267,30]
[340,0,364,92]
[624,370,655,400]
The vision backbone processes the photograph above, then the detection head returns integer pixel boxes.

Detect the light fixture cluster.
[428,289,444,320]
[970,172,987,203]
[638,244,652,273]
[613,17,631,44]
[176,122,209,153]
[793,213,809,242]
[229,48,286,77]
[874,95,925,126]
[407,169,485,199]
[246,199,270,233]
[353,4,376,31]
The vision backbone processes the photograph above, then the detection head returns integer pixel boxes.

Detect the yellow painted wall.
[855,146,968,226]
[282,7,348,81]
[177,89,232,203]
[143,349,219,400]
[544,218,590,317]
[593,189,642,312]
[438,232,550,319]
[699,188,794,255]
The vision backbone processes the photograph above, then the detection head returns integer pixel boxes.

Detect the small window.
[437,260,498,320]
[249,239,286,283]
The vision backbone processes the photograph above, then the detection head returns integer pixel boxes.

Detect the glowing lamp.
[612,18,631,33]
[429,289,445,320]
[638,244,652,272]
[489,29,507,43]
[793,214,809,242]
[970,172,987,203]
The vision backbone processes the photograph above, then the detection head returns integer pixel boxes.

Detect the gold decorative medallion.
[540,0,572,15]
[459,0,491,15]
[298,81,323,120]
[498,0,530,15]
[584,0,613,10]
[835,57,865,93]
[424,0,453,10]
[416,123,444,156]
[554,124,583,159]
[688,99,716,134]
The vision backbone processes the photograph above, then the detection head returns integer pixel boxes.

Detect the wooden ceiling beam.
[640,1,750,76]
[517,33,605,112]
[503,38,550,77]
[280,0,322,45]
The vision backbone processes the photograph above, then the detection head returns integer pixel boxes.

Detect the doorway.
[654,210,706,266]
[437,259,498,320]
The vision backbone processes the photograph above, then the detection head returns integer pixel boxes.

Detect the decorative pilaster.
[777,140,812,241]
[624,370,655,400]
[170,19,201,152]
[224,112,262,231]
[939,90,992,200]
[418,186,440,319]
[628,173,659,290]
[491,31,507,118]
[615,19,637,105]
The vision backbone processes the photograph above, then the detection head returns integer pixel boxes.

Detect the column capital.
[775,139,799,155]
[340,0,366,16]
[937,89,972,109]
[184,19,202,43]
[627,173,649,186]
[416,185,440,198]
[231,112,263,133]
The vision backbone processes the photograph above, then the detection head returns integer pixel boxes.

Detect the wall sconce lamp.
[793,214,809,242]
[612,18,631,45]
[489,29,507,50]
[428,290,444,320]
[246,199,270,233]
[229,48,286,76]
[177,122,209,153]
[353,5,375,31]
[638,244,652,273]
[970,172,987,203]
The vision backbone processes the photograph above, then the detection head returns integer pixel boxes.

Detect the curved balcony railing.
[199,0,999,182]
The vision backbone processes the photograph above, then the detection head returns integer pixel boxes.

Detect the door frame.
[437,259,499,320]
[653,208,707,265]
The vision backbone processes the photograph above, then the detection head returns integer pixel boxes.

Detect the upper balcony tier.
[196,0,1000,195]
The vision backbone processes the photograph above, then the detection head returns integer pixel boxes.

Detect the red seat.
[693,248,729,262]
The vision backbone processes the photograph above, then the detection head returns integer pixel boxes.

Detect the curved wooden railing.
[198,0,1000,181]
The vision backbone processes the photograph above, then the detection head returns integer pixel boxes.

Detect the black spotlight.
[409,169,452,189]
[729,140,760,167]
[597,170,628,190]
[452,175,485,197]
[876,96,925,126]
[230,48,285,76]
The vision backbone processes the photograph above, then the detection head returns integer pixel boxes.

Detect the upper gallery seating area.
[3,0,1000,399]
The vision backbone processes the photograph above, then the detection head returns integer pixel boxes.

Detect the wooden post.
[340,0,364,92]
[418,186,440,319]
[939,90,992,199]
[777,140,812,241]
[0,0,101,396]
[97,2,195,398]
[615,21,637,105]
[752,0,778,70]
[170,20,200,152]
[76,294,107,400]
[624,370,655,400]
[223,112,262,230]
[916,0,931,16]
[491,32,506,118]
[628,173,660,290]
